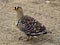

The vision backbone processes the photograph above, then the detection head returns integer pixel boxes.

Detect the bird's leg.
[26,36,33,41]
[18,36,33,41]
[18,36,23,40]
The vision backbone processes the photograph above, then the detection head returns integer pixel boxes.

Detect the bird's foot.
[24,36,33,41]
[18,36,23,40]
[18,36,33,41]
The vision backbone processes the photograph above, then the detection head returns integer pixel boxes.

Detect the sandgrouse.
[14,6,51,41]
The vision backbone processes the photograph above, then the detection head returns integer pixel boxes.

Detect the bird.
[14,6,51,41]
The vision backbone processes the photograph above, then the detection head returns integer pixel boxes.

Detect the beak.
[14,7,17,10]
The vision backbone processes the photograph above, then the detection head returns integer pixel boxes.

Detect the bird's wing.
[18,16,47,36]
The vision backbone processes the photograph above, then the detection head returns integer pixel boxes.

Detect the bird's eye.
[15,7,16,10]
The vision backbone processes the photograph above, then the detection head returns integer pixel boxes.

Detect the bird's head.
[14,6,24,19]
[14,6,23,12]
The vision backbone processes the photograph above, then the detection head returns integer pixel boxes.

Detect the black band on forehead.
[18,6,22,8]
[17,6,22,9]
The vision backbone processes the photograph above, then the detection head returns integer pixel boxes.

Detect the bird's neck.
[17,11,24,20]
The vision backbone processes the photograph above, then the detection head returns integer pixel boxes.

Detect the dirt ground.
[0,0,60,45]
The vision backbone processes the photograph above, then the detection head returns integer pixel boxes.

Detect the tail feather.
[30,31,48,36]
[36,31,47,35]
[37,30,52,35]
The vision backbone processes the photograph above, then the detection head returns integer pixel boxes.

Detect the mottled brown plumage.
[14,6,51,41]
[17,16,47,36]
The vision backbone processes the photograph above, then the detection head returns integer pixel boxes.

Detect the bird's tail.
[30,30,52,36]
[37,30,52,35]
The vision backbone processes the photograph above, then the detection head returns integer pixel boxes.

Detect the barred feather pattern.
[17,16,47,36]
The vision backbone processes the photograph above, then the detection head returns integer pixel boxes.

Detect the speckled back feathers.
[17,16,47,36]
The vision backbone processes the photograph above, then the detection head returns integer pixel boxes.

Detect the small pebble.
[45,0,50,4]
